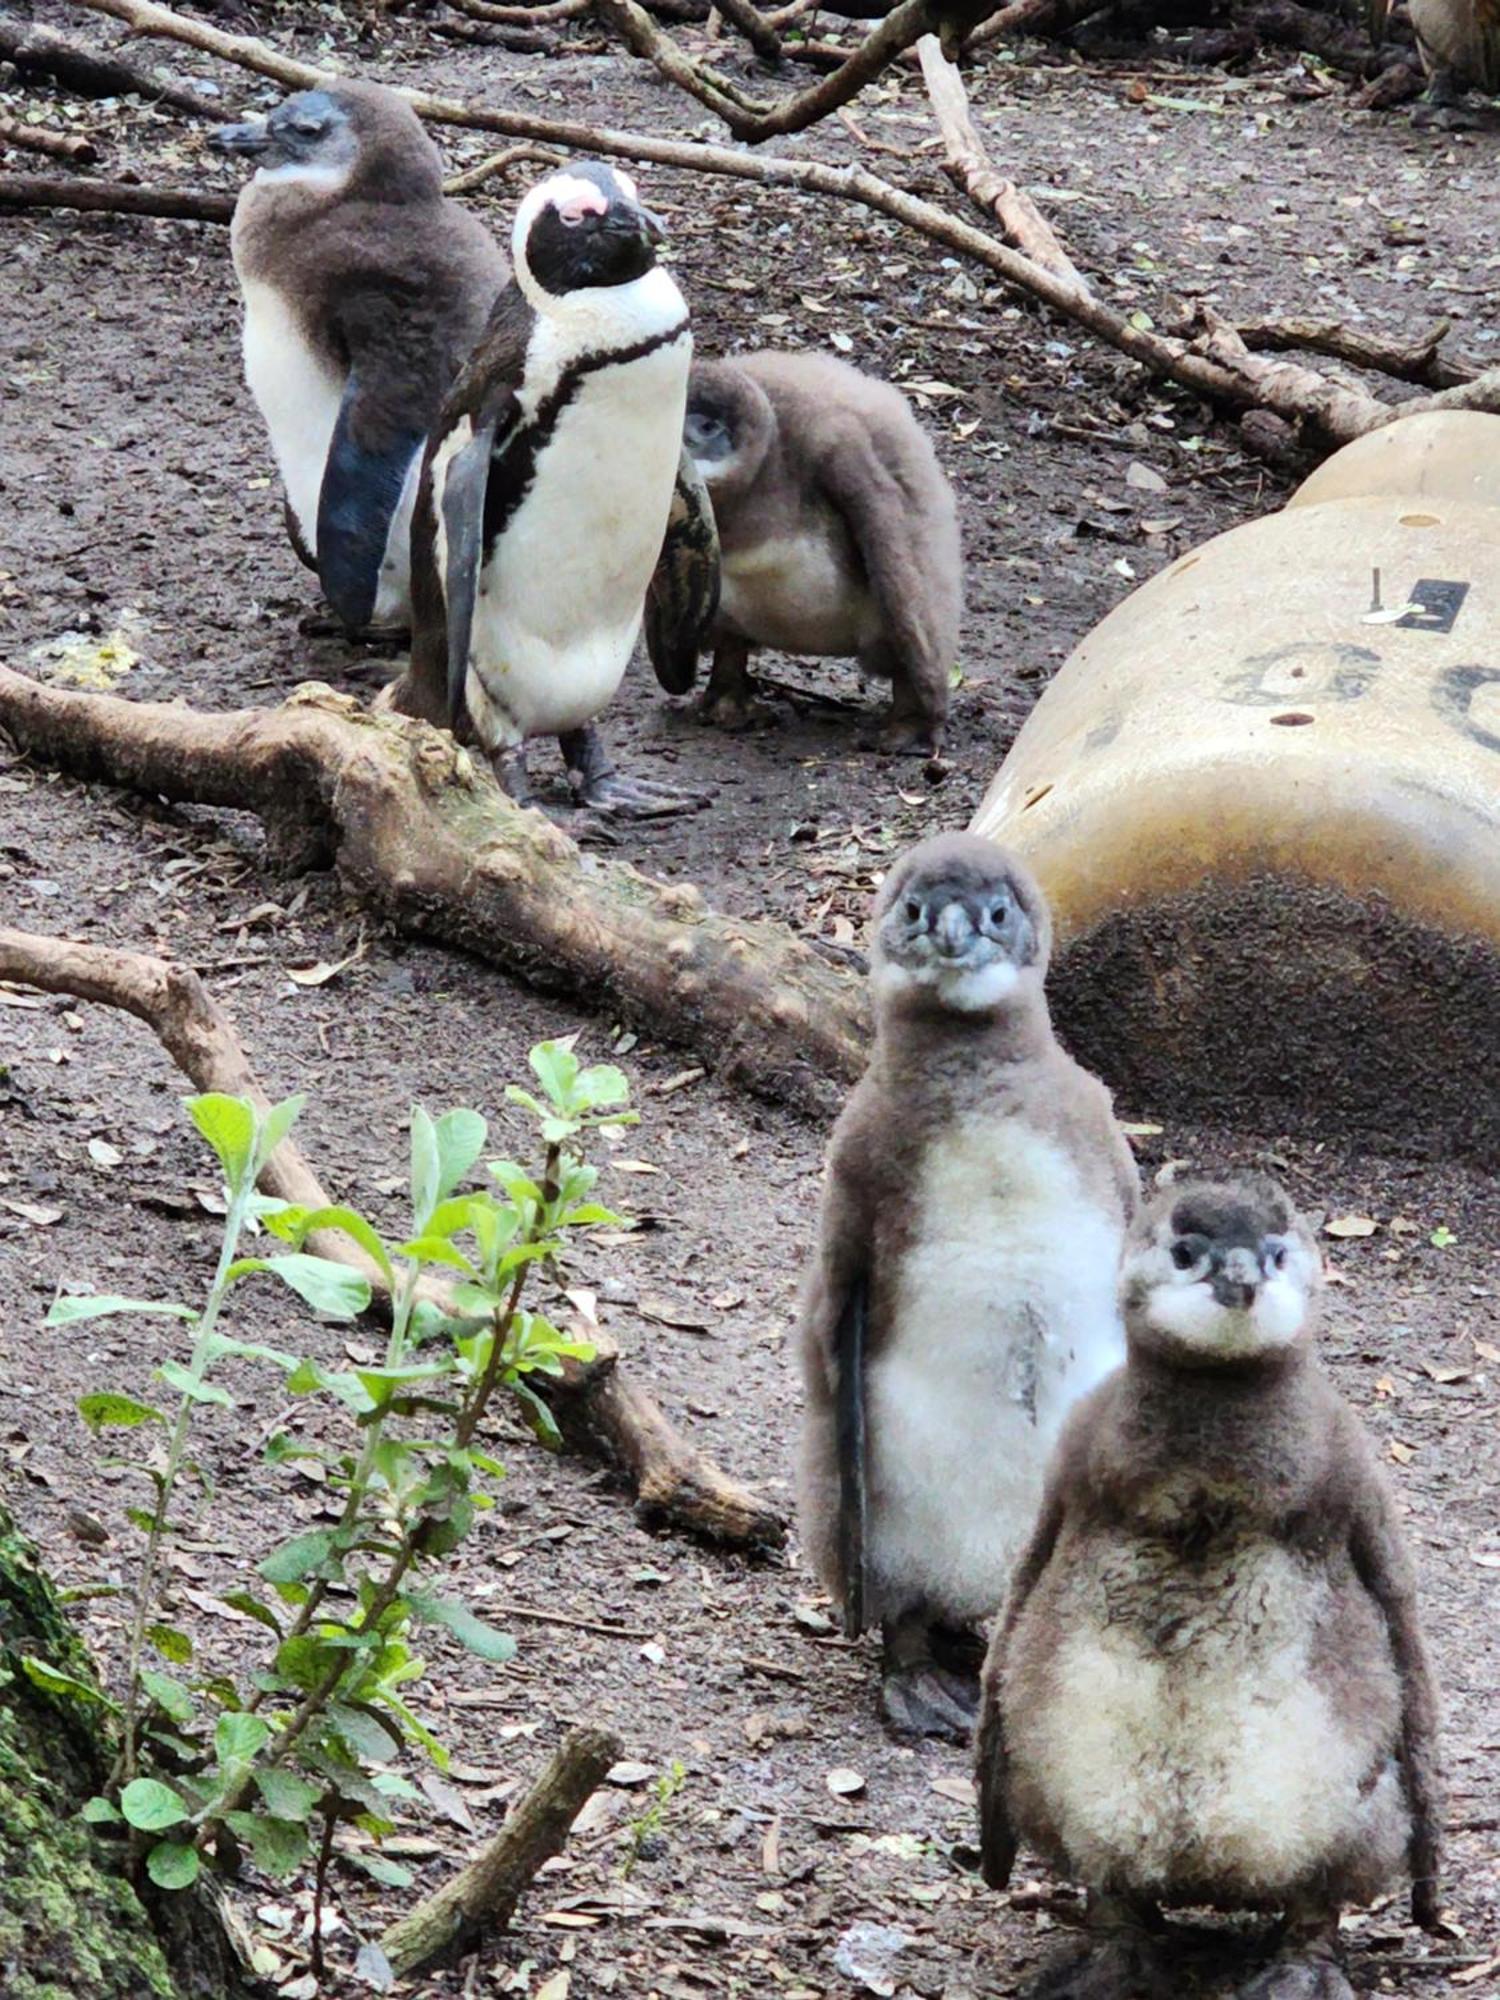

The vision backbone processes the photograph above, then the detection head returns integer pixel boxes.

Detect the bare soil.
[1,8,1497,1998]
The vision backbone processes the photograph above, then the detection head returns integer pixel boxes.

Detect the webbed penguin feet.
[1030,1895,1172,2000]
[559,726,709,820]
[1411,69,1486,128]
[489,743,540,810]
[1237,1913,1354,2000]
[879,1615,980,1742]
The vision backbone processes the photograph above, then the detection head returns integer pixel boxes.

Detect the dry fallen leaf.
[88,1138,123,1169]
[285,940,365,989]
[535,1975,571,2000]
[1,1199,63,1226]
[1421,1360,1471,1384]
[826,1766,867,1798]
[610,1160,662,1176]
[1388,1440,1416,1464]
[930,1775,978,1808]
[1470,1552,1500,1570]
[1326,1215,1377,1239]
[1473,1339,1500,1364]
[1126,460,1167,492]
[606,1762,655,1788]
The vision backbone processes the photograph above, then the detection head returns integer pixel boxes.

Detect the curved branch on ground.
[444,141,566,195]
[0,918,789,1548]
[0,172,234,221]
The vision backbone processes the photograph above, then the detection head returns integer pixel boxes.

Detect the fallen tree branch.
[444,141,566,196]
[0,19,222,116]
[0,114,100,164]
[918,34,1082,286]
[0,918,786,1547]
[965,0,1106,52]
[449,0,592,20]
[0,172,233,222]
[591,0,775,121]
[378,1727,621,1979]
[712,0,787,62]
[1235,314,1478,390]
[63,0,1500,442]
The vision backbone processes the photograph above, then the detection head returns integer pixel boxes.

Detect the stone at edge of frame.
[971,411,1500,1164]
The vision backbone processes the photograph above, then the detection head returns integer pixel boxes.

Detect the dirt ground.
[1,5,1498,1997]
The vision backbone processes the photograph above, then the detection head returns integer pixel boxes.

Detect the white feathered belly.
[239,278,417,624]
[867,1121,1125,1623]
[469,335,690,741]
[1009,1539,1406,1896]
[717,530,874,657]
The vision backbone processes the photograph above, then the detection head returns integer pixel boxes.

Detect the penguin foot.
[297,611,412,646]
[871,714,943,757]
[571,770,711,819]
[1236,1955,1353,2000]
[1029,1937,1172,2000]
[1410,99,1485,130]
[880,1662,979,1743]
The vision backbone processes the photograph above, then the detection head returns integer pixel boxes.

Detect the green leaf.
[140,1670,196,1726]
[220,1589,283,1636]
[433,1108,487,1204]
[120,1778,189,1833]
[562,1204,622,1228]
[394,1235,477,1275]
[345,1849,414,1889]
[186,1093,256,1196]
[240,1255,371,1320]
[575,1061,630,1110]
[510,1378,563,1452]
[407,1592,517,1665]
[259,1527,341,1586]
[215,1712,272,1764]
[145,1840,200,1891]
[354,1362,455,1411]
[285,1358,374,1412]
[224,1810,310,1879]
[252,1092,305,1174]
[1430,1224,1455,1248]
[201,1333,298,1371]
[528,1040,579,1110]
[273,1634,336,1692]
[81,1794,123,1824]
[263,1203,394,1287]
[76,1391,168,1433]
[487,1161,542,1204]
[52,1298,194,1328]
[20,1656,115,1709]
[254,1767,323,1822]
[157,1360,233,1407]
[146,1623,194,1666]
[327,1702,404,1764]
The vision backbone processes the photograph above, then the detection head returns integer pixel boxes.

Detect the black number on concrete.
[1397,580,1470,635]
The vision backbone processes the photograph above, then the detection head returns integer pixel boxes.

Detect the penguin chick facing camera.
[976,1173,1443,2000]
[211,82,509,637]
[648,350,961,756]
[794,834,1138,1742]
[387,159,717,821]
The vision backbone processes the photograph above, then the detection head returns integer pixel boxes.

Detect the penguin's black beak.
[210,119,271,157]
[613,197,665,250]
[1209,1247,1260,1311]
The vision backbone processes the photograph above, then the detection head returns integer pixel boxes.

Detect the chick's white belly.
[240,281,342,559]
[469,340,689,741]
[1010,1541,1406,1897]
[718,529,874,657]
[868,1124,1125,1623]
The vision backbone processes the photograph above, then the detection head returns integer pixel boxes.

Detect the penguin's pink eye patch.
[552,181,610,227]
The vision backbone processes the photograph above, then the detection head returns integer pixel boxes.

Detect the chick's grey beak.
[934,903,975,960]
[1210,1247,1259,1311]
[614,198,665,248]
[210,119,270,156]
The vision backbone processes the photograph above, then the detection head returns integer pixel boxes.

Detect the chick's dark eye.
[1267,1243,1288,1271]
[1171,1241,1197,1271]
[904,899,923,924]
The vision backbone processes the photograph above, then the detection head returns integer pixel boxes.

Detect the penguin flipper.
[432,407,505,727]
[645,447,720,696]
[834,1271,870,1638]
[316,377,425,633]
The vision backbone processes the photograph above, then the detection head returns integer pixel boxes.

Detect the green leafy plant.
[622,1759,687,1876]
[39,1042,634,1927]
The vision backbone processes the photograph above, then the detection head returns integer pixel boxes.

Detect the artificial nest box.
[972,410,1500,1163]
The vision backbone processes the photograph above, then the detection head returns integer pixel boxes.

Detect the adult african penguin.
[212,82,509,634]
[977,1175,1443,2000]
[795,834,1139,1740]
[651,350,961,754]
[389,159,717,818]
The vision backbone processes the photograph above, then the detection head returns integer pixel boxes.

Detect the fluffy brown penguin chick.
[975,1174,1443,2000]
[795,834,1138,1742]
[670,351,961,753]
[1370,0,1499,122]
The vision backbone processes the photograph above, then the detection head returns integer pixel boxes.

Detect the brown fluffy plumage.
[676,350,962,752]
[976,1174,1442,1997]
[795,833,1137,1739]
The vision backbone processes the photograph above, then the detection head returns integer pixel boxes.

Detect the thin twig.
[0,114,100,164]
[485,1603,654,1640]
[1234,314,1478,391]
[444,141,564,195]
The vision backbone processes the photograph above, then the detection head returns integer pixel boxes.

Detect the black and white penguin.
[389,160,716,817]
[211,82,509,634]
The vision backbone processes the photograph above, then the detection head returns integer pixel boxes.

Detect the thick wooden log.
[0,174,233,222]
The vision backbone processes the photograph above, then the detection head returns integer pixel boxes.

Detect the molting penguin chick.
[795,833,1138,1741]
[390,159,712,818]
[654,351,961,753]
[1370,0,1499,122]
[212,82,509,634]
[976,1174,1442,2000]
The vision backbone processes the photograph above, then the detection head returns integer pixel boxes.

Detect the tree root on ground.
[0,916,789,1549]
